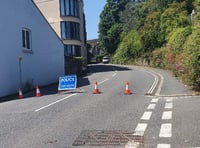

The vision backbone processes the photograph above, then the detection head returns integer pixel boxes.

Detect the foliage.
[140,11,164,51]
[168,27,192,53]
[193,0,200,25]
[103,23,122,55]
[113,30,143,64]
[98,0,200,90]
[181,27,200,89]
[160,2,190,40]
[151,47,168,69]
[98,0,129,55]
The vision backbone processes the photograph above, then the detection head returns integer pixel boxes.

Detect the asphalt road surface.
[0,64,199,148]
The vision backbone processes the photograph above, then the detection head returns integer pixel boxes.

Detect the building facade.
[0,0,65,97]
[33,0,87,59]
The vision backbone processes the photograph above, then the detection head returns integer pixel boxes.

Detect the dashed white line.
[35,93,77,112]
[166,98,173,102]
[157,144,171,148]
[151,98,159,103]
[112,73,117,77]
[99,78,109,84]
[164,103,173,109]
[159,123,172,137]
[141,111,152,120]
[162,111,172,120]
[147,104,156,110]
[133,123,148,136]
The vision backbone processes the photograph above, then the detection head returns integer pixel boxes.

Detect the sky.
[84,0,107,40]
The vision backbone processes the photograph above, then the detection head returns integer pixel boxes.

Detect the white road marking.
[133,123,148,136]
[166,98,173,102]
[147,71,158,94]
[99,78,109,85]
[151,98,159,103]
[162,111,172,120]
[159,123,172,137]
[165,103,173,109]
[112,73,117,77]
[157,144,171,148]
[35,93,77,112]
[147,104,156,110]
[155,72,164,96]
[141,111,152,120]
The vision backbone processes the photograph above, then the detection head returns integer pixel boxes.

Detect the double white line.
[146,70,164,96]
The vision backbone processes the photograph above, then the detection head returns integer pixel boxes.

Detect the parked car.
[102,56,110,64]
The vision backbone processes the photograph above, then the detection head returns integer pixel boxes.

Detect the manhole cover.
[73,130,144,147]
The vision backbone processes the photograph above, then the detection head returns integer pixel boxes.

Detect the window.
[61,21,80,40]
[64,45,81,57]
[60,0,79,17]
[22,28,31,50]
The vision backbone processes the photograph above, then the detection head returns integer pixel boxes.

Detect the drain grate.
[73,130,144,147]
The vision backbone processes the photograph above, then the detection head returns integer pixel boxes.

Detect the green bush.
[113,30,143,64]
[152,47,168,69]
[181,27,200,90]
[65,56,87,76]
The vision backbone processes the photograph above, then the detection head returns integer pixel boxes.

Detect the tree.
[98,0,130,55]
[113,30,143,64]
[160,2,190,40]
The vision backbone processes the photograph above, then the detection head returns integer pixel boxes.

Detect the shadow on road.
[87,64,130,74]
[0,64,129,103]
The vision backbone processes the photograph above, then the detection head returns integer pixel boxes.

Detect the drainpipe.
[18,57,23,88]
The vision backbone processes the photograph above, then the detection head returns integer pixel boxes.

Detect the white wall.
[0,0,65,97]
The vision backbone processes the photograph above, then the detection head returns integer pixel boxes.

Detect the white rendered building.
[0,0,65,97]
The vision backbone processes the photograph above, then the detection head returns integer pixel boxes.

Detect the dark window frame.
[61,21,80,40]
[22,28,32,53]
[59,0,79,17]
[64,45,81,57]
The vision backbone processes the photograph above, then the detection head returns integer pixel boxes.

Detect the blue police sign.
[58,75,77,90]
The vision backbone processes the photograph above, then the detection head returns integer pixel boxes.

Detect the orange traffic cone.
[124,81,131,95]
[93,81,100,94]
[36,85,41,97]
[18,88,23,99]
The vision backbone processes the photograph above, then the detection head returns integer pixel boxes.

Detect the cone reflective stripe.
[18,88,23,99]
[36,85,41,97]
[124,81,131,95]
[93,81,100,94]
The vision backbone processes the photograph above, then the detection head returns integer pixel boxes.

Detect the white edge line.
[35,93,77,112]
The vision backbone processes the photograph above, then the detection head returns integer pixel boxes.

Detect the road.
[0,64,199,148]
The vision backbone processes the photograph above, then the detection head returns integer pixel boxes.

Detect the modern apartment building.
[33,0,87,59]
